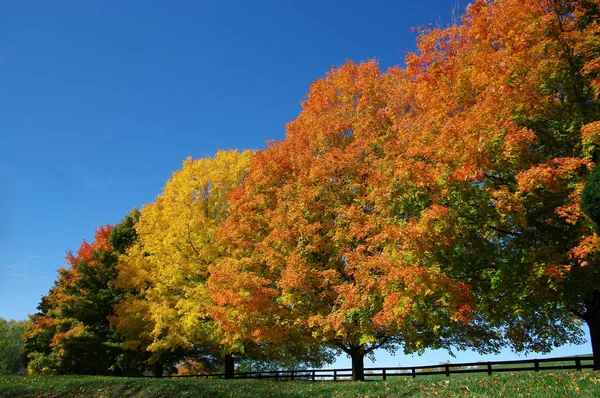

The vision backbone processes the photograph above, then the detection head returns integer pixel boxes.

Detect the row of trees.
[25,0,600,380]
[24,156,333,377]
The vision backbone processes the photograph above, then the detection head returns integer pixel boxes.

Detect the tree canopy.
[25,0,600,378]
[390,0,600,370]
[112,151,251,355]
[208,61,492,380]
[25,215,148,375]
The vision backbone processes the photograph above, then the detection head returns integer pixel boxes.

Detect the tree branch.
[488,225,520,237]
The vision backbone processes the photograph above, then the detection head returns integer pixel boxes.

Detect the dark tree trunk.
[224,354,235,379]
[113,366,122,377]
[154,362,163,378]
[349,344,365,381]
[585,292,600,371]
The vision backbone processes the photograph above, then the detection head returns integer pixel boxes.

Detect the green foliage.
[25,214,151,376]
[0,319,29,375]
[582,165,600,233]
[109,209,140,255]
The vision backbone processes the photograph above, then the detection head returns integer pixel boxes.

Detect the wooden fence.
[167,355,595,381]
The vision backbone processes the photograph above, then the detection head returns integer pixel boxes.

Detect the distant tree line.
[0,318,29,375]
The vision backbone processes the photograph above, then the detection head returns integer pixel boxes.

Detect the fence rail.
[166,355,594,381]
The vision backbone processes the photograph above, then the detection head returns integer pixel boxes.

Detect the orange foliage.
[210,60,477,359]
[174,358,210,376]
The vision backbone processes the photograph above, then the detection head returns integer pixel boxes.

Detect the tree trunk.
[154,362,163,378]
[586,292,600,371]
[349,344,365,381]
[224,354,235,379]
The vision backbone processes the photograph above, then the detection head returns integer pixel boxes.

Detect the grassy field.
[1,369,599,397]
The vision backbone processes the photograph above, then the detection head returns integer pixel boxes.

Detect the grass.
[1,369,599,397]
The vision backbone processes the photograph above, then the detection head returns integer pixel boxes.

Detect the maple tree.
[24,220,147,375]
[208,61,493,381]
[393,0,600,369]
[112,150,310,377]
[113,150,332,377]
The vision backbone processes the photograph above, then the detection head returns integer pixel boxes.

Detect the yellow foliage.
[112,150,253,355]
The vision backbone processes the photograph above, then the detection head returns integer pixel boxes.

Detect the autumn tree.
[25,214,147,375]
[119,149,335,377]
[392,0,600,369]
[208,61,493,381]
[113,150,303,378]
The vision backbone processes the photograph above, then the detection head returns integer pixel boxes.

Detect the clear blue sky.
[0,0,591,368]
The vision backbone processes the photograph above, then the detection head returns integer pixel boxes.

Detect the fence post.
[382,369,387,381]
[445,364,450,377]
[576,358,582,371]
[333,370,337,381]
[412,368,416,378]
[534,359,539,372]
[487,362,492,376]
[275,371,279,381]
[312,370,316,381]
[291,371,295,381]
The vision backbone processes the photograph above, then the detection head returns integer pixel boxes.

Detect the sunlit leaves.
[27,0,600,375]
[209,58,482,378]
[400,0,600,357]
[113,150,253,358]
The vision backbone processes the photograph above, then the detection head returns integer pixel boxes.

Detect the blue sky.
[0,0,591,368]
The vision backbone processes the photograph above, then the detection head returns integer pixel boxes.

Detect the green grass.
[1,370,599,397]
